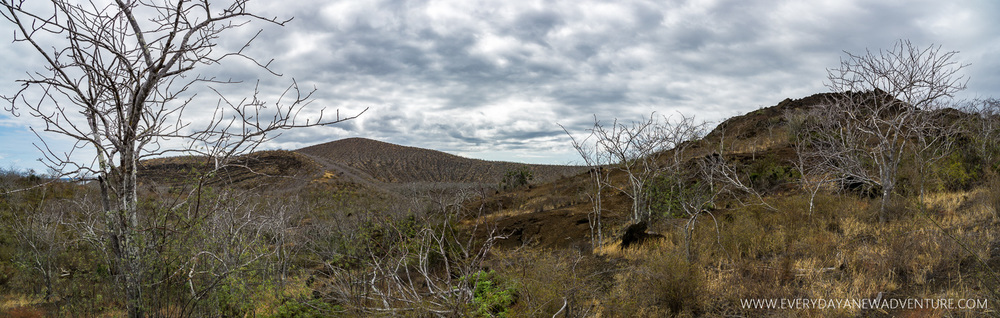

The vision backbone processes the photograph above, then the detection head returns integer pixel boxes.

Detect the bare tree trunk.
[879,185,890,224]
[809,40,968,223]
[561,122,608,248]
[1,1,364,315]
[118,140,142,316]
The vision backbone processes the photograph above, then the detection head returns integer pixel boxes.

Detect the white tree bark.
[1,1,363,316]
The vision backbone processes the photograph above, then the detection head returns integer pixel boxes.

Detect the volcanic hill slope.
[136,93,835,250]
[138,91,980,253]
[471,91,993,252]
[137,150,321,190]
[69,91,1000,316]
[297,137,585,184]
[476,93,840,250]
[139,137,585,191]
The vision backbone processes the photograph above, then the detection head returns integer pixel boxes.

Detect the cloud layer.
[2,0,999,170]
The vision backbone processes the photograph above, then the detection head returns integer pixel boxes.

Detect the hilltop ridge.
[297,137,584,184]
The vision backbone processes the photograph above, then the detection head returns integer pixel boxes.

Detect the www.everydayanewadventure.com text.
[741,297,988,310]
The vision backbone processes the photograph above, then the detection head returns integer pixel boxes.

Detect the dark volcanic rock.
[620,221,665,250]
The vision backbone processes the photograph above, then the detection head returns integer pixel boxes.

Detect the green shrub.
[268,298,341,318]
[937,150,979,191]
[468,270,517,317]
[499,167,533,191]
[746,154,799,193]
[647,176,690,218]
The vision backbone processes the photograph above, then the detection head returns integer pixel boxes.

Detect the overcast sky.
[2,0,999,172]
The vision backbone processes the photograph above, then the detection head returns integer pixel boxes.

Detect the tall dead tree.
[1,1,362,316]
[561,118,611,248]
[588,113,705,222]
[785,109,837,216]
[816,40,967,223]
[591,114,665,222]
[964,98,1000,168]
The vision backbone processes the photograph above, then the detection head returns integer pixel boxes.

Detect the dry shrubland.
[3,108,1000,317]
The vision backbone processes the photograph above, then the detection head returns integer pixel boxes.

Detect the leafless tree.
[676,132,773,262]
[1,1,362,316]
[786,109,837,216]
[591,114,664,222]
[815,40,967,223]
[141,189,290,316]
[315,187,507,315]
[963,98,1000,167]
[573,113,714,259]
[659,113,710,212]
[705,132,778,212]
[673,158,722,263]
[590,113,705,222]
[910,107,962,204]
[560,118,610,248]
[9,186,66,302]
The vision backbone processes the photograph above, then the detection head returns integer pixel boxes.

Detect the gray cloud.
[2,0,999,171]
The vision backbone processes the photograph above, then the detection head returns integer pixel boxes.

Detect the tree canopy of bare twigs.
[560,118,610,247]
[963,98,1000,168]
[1,1,363,316]
[588,113,705,222]
[804,40,967,223]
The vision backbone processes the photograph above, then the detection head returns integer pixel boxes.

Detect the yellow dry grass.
[0,294,45,311]
[252,275,315,316]
[464,207,533,225]
[593,237,678,260]
[921,190,976,213]
[562,189,999,316]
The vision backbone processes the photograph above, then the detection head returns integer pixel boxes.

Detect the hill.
[137,150,321,189]
[705,92,834,144]
[136,138,585,192]
[296,137,585,184]
[9,91,999,317]
[474,91,927,250]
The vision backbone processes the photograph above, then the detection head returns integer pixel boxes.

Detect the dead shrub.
[604,246,703,317]
[487,248,603,317]
[986,171,1000,219]
[3,306,47,318]
[886,228,950,285]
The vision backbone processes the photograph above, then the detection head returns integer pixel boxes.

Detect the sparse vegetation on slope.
[4,90,999,316]
[298,137,584,184]
[4,41,1000,316]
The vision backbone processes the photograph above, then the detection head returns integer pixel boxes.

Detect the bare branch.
[805,40,968,222]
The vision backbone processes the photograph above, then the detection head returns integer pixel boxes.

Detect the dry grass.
[723,129,790,155]
[469,207,536,224]
[0,294,45,312]
[299,163,1000,317]
[487,248,604,317]
[731,191,994,316]
[251,275,315,316]
[482,188,999,316]
[593,238,676,260]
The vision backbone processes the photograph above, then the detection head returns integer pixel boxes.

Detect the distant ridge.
[137,150,319,189]
[296,137,583,184]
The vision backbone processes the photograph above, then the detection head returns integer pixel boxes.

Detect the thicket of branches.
[794,40,971,223]
[1,2,998,313]
[0,1,361,316]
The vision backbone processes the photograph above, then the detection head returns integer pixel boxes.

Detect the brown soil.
[492,206,594,250]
